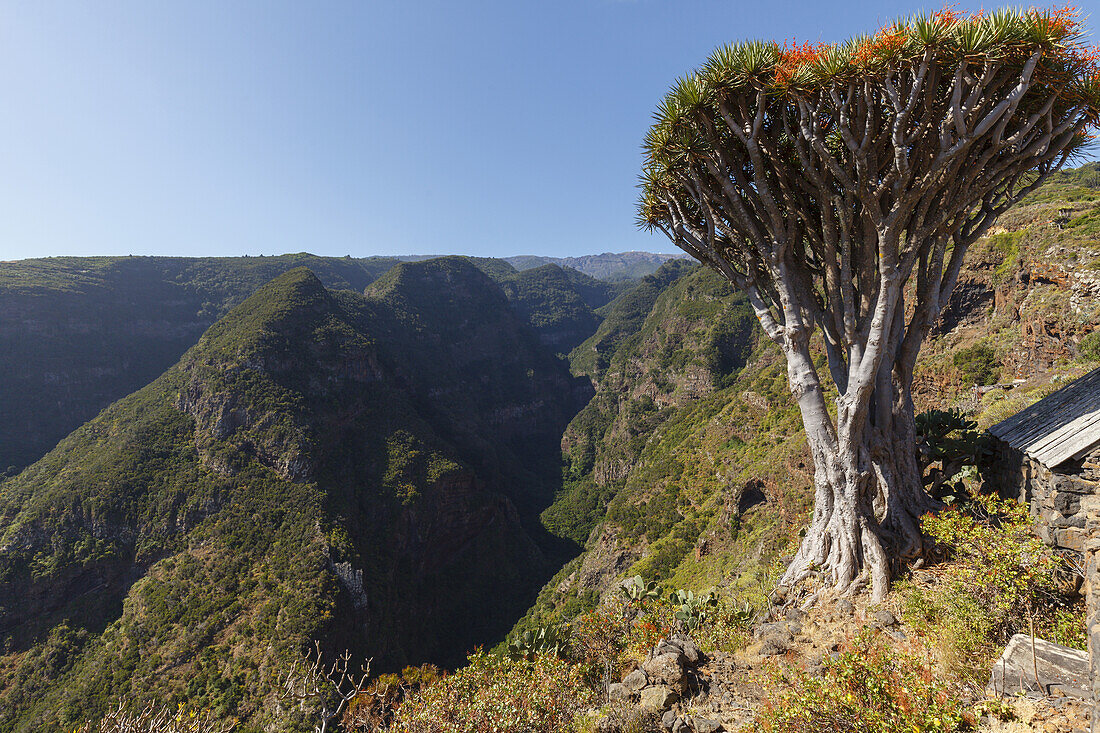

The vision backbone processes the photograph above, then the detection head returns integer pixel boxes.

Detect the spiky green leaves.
[702,40,780,91]
[638,5,1100,231]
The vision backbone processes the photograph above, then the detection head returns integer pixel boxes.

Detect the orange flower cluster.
[769,4,1100,90]
[930,6,962,27]
[850,27,907,67]
[627,618,670,658]
[1049,4,1081,37]
[1043,6,1100,107]
[775,39,829,86]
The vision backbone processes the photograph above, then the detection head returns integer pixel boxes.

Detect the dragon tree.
[639,7,1100,600]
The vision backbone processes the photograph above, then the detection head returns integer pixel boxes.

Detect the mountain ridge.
[0,253,621,473]
[504,251,684,281]
[0,261,589,731]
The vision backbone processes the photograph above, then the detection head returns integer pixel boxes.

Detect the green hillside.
[0,261,589,732]
[0,254,403,474]
[512,164,1100,642]
[497,265,616,352]
[568,259,697,380]
[0,253,617,473]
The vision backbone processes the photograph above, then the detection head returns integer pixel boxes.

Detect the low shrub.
[1078,330,1100,362]
[343,664,442,731]
[570,604,631,692]
[691,597,754,654]
[622,610,672,662]
[578,702,662,733]
[384,650,594,733]
[751,634,970,733]
[583,581,752,670]
[953,344,1000,386]
[902,492,1083,681]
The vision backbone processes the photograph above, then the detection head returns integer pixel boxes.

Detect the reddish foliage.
[627,617,671,658]
[851,28,907,67]
[1048,5,1081,37]
[1041,6,1100,107]
[775,40,830,85]
[931,6,962,26]
[769,4,1100,94]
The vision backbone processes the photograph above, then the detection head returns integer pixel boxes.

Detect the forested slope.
[0,254,616,472]
[0,259,590,732]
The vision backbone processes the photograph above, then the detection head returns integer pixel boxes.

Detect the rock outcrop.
[988,634,1090,699]
[602,635,722,732]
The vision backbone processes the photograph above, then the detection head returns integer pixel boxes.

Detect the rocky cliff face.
[0,262,591,732]
[909,166,1100,415]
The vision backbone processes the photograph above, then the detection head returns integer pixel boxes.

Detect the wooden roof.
[989,367,1100,469]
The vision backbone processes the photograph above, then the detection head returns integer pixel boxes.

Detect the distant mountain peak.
[504,251,685,282]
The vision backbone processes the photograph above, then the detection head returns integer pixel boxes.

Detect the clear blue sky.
[1,1,1096,261]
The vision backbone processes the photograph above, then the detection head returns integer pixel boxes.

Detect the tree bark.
[780,344,933,602]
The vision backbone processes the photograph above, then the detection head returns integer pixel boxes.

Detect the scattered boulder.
[885,628,907,642]
[623,668,648,693]
[754,622,793,642]
[679,638,702,665]
[640,684,680,711]
[835,599,855,616]
[661,709,677,731]
[643,653,689,693]
[690,717,724,733]
[656,634,703,665]
[988,634,1089,699]
[614,634,708,716]
[872,609,897,627]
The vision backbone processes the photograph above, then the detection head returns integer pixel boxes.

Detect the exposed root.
[780,498,924,604]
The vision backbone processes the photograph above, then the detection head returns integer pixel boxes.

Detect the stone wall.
[992,440,1100,729]
[1086,513,1100,732]
[993,441,1100,560]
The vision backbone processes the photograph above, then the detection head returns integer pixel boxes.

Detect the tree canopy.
[638,6,1100,600]
[640,7,1099,369]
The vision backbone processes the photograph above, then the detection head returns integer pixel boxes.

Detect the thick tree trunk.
[780,354,934,603]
